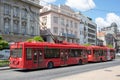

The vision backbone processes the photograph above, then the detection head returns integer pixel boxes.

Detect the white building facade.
[79,13,97,45]
[40,5,80,43]
[98,22,118,48]
[0,0,42,42]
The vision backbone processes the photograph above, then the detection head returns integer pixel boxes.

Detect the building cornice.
[40,10,80,21]
[21,0,43,9]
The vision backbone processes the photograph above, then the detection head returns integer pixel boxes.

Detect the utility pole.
[66,24,68,42]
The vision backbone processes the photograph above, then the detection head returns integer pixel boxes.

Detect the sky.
[40,0,120,30]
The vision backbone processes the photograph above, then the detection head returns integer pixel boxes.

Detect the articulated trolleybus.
[9,42,88,69]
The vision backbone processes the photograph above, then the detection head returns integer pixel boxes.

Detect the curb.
[0,67,10,71]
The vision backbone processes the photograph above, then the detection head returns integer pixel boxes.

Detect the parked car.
[116,52,120,56]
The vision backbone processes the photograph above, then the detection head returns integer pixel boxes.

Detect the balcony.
[88,23,96,29]
[88,29,96,35]
[62,33,76,38]
[88,38,96,43]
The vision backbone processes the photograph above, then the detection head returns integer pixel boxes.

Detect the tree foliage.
[106,44,113,48]
[27,39,34,42]
[0,36,2,40]
[27,36,44,42]
[33,36,44,42]
[0,36,9,50]
[83,43,91,46]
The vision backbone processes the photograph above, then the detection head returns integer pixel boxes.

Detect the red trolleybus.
[87,46,115,62]
[87,46,100,62]
[101,47,115,61]
[87,46,108,62]
[9,42,88,69]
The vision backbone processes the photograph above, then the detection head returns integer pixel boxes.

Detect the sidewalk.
[52,65,120,80]
[0,66,10,70]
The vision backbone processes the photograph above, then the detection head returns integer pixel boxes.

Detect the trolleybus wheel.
[47,62,54,69]
[79,59,83,65]
[100,58,103,62]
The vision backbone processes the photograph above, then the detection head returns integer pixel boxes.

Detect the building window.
[4,18,10,34]
[61,18,64,25]
[70,20,73,27]
[61,28,64,33]
[30,12,35,21]
[36,13,40,21]
[75,22,78,29]
[4,4,11,15]
[53,16,58,24]
[42,16,47,22]
[54,27,58,34]
[80,31,83,35]
[13,6,19,17]
[66,19,69,27]
[75,31,77,36]
[71,30,73,34]
[30,25,34,36]
[13,20,19,34]
[21,22,27,35]
[21,9,27,19]
[30,21,35,36]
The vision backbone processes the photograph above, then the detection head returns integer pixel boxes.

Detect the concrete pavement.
[0,64,120,80]
[52,65,120,80]
[0,66,10,70]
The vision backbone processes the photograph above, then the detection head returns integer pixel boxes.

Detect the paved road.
[0,59,120,80]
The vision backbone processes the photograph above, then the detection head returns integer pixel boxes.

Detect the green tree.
[83,43,91,46]
[27,39,34,42]
[0,36,2,40]
[33,36,44,42]
[27,36,44,42]
[107,44,113,48]
[0,36,9,50]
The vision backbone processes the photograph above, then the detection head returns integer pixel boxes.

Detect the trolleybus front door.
[60,50,68,66]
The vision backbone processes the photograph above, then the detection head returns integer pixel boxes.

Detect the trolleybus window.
[10,48,22,58]
[102,50,105,56]
[26,48,32,60]
[99,50,103,56]
[34,51,37,63]
[69,49,82,57]
[93,50,99,56]
[87,50,91,55]
[45,48,60,59]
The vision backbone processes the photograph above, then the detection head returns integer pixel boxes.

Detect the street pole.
[66,24,68,42]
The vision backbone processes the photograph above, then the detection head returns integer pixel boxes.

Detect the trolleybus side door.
[37,49,43,68]
[93,49,99,62]
[60,49,68,66]
[33,49,43,68]
[107,49,111,60]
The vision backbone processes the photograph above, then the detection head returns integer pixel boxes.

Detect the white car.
[116,53,120,56]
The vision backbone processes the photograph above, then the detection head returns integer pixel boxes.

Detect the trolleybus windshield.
[10,48,22,58]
